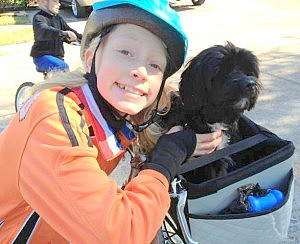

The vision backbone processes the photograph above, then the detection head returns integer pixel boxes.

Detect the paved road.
[0,0,299,242]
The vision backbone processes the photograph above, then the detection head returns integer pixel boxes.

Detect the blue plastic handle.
[248,190,285,212]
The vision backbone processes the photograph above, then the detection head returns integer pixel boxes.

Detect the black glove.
[141,129,196,183]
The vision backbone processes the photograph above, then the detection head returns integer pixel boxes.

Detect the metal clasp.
[170,178,199,244]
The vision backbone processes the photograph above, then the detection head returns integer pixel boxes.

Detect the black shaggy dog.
[161,42,262,182]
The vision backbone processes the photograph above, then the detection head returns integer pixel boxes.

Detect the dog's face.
[179,42,262,132]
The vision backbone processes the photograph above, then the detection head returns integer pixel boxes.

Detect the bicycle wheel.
[15,82,35,112]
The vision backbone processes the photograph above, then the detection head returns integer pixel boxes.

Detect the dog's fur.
[160,42,262,182]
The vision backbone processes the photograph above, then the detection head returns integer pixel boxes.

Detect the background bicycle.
[15,39,81,112]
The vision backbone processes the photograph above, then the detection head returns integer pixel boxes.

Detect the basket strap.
[178,133,268,174]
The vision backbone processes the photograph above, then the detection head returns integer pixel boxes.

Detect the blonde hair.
[31,33,174,154]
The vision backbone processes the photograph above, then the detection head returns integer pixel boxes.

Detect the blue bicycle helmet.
[80,0,188,78]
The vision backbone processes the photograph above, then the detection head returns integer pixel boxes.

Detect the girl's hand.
[166,125,184,134]
[166,126,222,156]
[193,130,222,156]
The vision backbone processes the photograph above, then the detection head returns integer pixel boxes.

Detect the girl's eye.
[150,63,161,70]
[118,50,131,56]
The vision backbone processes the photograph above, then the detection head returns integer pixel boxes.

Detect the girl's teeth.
[118,84,143,95]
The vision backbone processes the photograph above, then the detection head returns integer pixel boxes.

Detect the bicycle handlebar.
[69,40,81,46]
[61,36,81,46]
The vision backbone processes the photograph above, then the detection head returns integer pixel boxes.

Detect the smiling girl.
[0,0,221,242]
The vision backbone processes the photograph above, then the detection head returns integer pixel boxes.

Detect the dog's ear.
[158,93,185,130]
[179,50,221,111]
[236,48,260,79]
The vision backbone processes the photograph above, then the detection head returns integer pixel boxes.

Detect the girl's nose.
[130,66,147,81]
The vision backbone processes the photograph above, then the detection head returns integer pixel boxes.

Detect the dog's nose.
[247,81,254,87]
[247,80,256,87]
[243,79,257,92]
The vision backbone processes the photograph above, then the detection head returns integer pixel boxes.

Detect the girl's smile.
[115,82,146,96]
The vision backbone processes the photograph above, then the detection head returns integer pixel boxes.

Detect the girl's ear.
[84,49,94,73]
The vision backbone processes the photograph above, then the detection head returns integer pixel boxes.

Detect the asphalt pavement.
[0,0,299,242]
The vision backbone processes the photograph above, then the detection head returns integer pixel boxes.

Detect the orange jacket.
[0,86,170,243]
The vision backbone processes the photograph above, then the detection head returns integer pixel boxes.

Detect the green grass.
[0,27,33,45]
[0,15,31,25]
[0,15,33,45]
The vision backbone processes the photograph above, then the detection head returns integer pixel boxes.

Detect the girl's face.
[86,24,167,116]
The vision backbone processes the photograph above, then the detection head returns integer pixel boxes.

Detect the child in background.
[0,0,222,242]
[30,0,82,72]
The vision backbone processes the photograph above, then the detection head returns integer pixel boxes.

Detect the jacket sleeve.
[33,14,66,41]
[18,97,170,244]
[60,15,82,40]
